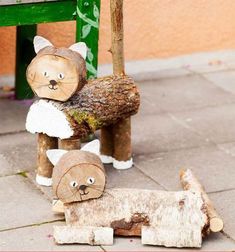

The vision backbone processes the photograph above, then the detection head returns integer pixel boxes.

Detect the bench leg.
[76,0,100,79]
[15,25,36,99]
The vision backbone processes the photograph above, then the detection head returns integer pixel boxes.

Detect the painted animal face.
[26,36,87,102]
[55,163,106,203]
[47,140,106,204]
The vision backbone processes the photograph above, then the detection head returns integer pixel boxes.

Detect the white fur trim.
[25,99,74,139]
[81,139,100,156]
[34,36,53,53]
[46,149,68,166]
[100,155,113,164]
[69,42,87,59]
[36,174,52,186]
[113,158,133,169]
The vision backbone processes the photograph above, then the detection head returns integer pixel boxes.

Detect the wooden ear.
[46,149,68,166]
[81,139,100,156]
[69,42,87,59]
[34,36,53,53]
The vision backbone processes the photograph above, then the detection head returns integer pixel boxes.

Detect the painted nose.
[79,185,87,191]
[49,79,57,86]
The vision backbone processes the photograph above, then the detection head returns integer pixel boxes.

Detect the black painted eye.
[58,73,64,80]
[70,181,78,188]
[43,71,49,78]
[87,177,95,184]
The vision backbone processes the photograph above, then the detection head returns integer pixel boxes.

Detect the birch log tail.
[180,169,223,232]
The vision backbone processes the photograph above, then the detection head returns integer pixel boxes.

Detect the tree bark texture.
[37,133,58,178]
[26,75,140,140]
[180,169,223,232]
[64,188,209,247]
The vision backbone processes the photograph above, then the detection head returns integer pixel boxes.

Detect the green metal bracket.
[76,0,100,79]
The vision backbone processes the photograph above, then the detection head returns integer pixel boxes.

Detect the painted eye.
[87,177,95,184]
[58,73,64,79]
[70,181,78,188]
[43,71,49,78]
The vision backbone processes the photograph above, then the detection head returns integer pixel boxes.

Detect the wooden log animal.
[25,0,140,186]
[47,152,218,248]
[26,36,87,102]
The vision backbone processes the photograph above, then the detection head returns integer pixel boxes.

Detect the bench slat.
[0,0,62,6]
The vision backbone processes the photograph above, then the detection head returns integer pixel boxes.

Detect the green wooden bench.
[0,0,100,99]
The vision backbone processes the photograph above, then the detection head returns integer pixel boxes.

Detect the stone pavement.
[1,61,235,251]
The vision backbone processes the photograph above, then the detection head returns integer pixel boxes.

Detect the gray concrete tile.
[0,175,64,231]
[102,232,235,251]
[132,68,191,82]
[203,70,235,94]
[132,113,209,155]
[137,75,235,113]
[0,132,36,176]
[0,99,32,134]
[188,62,228,74]
[0,221,102,251]
[210,190,235,241]
[135,145,235,192]
[172,103,235,144]
[105,164,164,190]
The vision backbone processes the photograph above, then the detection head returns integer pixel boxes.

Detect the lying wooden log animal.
[48,149,223,248]
[25,0,140,186]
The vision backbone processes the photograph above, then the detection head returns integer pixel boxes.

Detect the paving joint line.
[134,163,168,191]
[0,219,65,233]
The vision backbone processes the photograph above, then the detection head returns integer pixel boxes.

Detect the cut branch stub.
[52,150,105,203]
[26,75,140,139]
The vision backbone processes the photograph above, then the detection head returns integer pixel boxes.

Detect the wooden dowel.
[180,169,223,232]
[59,138,81,150]
[37,133,58,178]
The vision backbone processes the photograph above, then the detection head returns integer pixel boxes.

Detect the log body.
[64,188,209,248]
[26,75,140,139]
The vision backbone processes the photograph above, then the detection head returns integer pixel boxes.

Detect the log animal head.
[26,36,87,101]
[47,140,106,203]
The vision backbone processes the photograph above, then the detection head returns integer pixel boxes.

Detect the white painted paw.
[100,154,113,164]
[36,174,52,186]
[113,158,133,170]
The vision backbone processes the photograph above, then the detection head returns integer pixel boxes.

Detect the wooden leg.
[100,125,114,163]
[37,133,58,186]
[59,138,81,150]
[113,117,132,169]
[15,25,36,99]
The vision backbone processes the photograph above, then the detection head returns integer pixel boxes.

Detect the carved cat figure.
[26,36,87,101]
[47,140,208,248]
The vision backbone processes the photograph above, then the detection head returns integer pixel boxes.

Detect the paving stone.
[135,145,235,192]
[132,113,210,155]
[0,132,36,176]
[203,70,235,94]
[0,175,64,231]
[188,62,228,74]
[172,103,235,144]
[105,164,164,190]
[0,99,32,134]
[137,75,235,113]
[0,221,102,251]
[102,232,235,251]
[210,190,235,241]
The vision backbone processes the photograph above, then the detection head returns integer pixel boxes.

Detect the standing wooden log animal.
[50,163,212,247]
[25,0,140,186]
